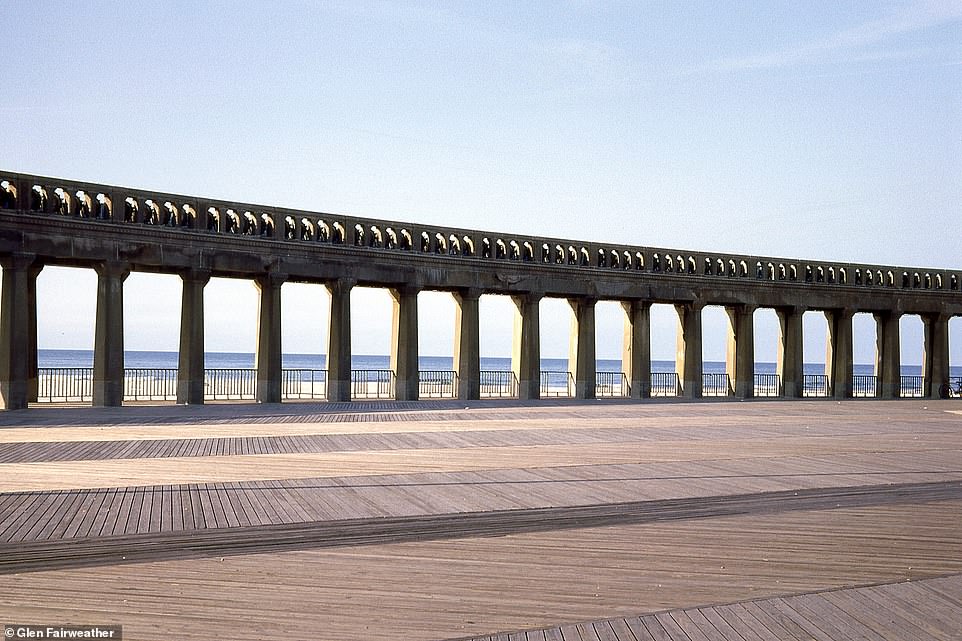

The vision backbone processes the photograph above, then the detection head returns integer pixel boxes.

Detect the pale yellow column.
[568,297,597,399]
[26,263,42,403]
[622,300,651,399]
[177,269,210,405]
[512,292,542,400]
[0,253,36,409]
[675,302,703,399]
[776,306,804,397]
[875,311,901,399]
[923,313,950,399]
[391,285,420,401]
[726,304,756,398]
[825,308,854,399]
[93,261,130,407]
[254,273,285,403]
[453,288,481,401]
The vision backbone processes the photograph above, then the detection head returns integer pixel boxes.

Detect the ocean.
[37,349,928,376]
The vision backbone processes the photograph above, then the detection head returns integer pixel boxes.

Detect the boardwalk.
[1,399,961,640]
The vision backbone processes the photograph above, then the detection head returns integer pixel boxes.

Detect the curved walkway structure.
[1,171,959,409]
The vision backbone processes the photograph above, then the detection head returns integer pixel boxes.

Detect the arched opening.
[144,200,160,225]
[650,303,679,396]
[350,286,395,398]
[753,308,780,396]
[852,312,878,397]
[420,231,431,253]
[280,282,329,399]
[204,277,259,399]
[384,227,397,249]
[75,191,92,217]
[701,305,731,396]
[53,187,71,216]
[900,315,924,397]
[462,236,474,256]
[539,297,573,397]
[0,180,17,209]
[35,266,97,402]
[802,311,829,396]
[331,221,345,244]
[478,293,518,398]
[354,224,366,246]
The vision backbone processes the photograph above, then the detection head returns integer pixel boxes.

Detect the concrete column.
[875,311,901,399]
[453,288,481,401]
[568,297,596,399]
[675,302,703,399]
[390,285,420,401]
[726,304,756,398]
[326,279,354,402]
[26,263,42,402]
[776,306,804,398]
[254,273,285,403]
[93,261,130,407]
[825,309,854,399]
[512,292,542,400]
[177,269,210,404]
[0,253,36,409]
[923,313,950,398]
[621,300,651,399]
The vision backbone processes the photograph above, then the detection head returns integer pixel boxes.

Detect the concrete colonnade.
[0,263,956,407]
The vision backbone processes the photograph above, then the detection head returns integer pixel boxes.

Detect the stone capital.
[0,252,37,272]
[180,268,211,286]
[94,260,130,282]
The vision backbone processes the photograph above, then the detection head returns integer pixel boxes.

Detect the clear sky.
[3,1,961,365]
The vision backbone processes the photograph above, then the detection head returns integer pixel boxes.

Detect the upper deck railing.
[1,171,959,301]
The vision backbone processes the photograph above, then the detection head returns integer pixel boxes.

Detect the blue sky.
[2,1,960,364]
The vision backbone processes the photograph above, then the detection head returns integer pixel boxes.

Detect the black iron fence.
[900,375,924,398]
[351,369,395,399]
[282,369,327,400]
[702,373,731,397]
[205,368,256,400]
[125,368,178,401]
[479,370,518,398]
[754,373,780,397]
[651,372,679,397]
[803,374,830,397]
[36,367,93,403]
[419,370,458,398]
[596,372,629,398]
[540,371,574,397]
[852,374,878,398]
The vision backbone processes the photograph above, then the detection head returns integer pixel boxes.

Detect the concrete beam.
[675,302,703,399]
[326,279,354,402]
[93,261,130,407]
[568,297,597,400]
[875,311,901,399]
[177,269,210,405]
[453,288,481,401]
[254,273,285,403]
[512,292,542,400]
[923,313,950,399]
[776,307,804,398]
[726,304,756,398]
[391,285,420,401]
[621,300,651,399]
[825,309,854,399]
[0,253,37,410]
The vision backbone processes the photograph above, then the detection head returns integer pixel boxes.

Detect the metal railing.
[852,374,877,398]
[480,370,518,398]
[37,367,93,403]
[419,370,458,398]
[651,372,679,397]
[753,373,780,397]
[900,375,924,398]
[205,368,256,400]
[124,368,178,401]
[351,369,395,399]
[702,373,731,397]
[595,371,630,398]
[281,369,327,400]
[803,374,830,397]
[540,371,574,397]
